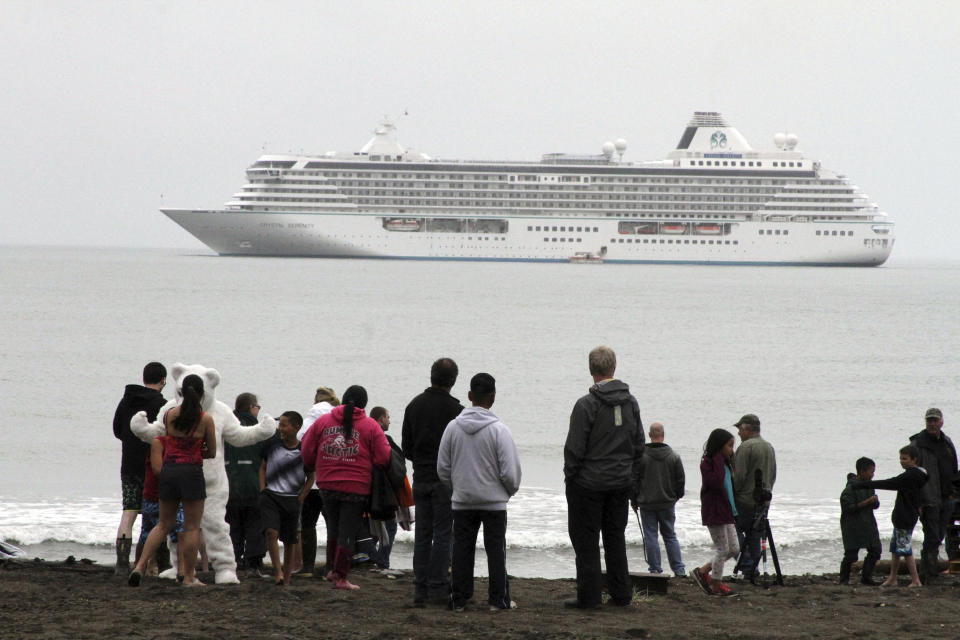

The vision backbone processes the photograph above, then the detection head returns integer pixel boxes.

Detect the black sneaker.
[127,569,142,587]
[691,568,712,595]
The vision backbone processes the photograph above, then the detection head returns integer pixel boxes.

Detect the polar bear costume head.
[131,362,277,584]
[169,363,220,411]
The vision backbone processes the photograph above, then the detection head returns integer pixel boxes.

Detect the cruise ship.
[162,112,894,265]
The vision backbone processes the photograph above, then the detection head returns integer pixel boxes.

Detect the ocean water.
[1,246,959,577]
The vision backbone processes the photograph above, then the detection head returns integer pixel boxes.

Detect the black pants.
[412,480,453,598]
[451,509,510,609]
[225,498,264,566]
[322,494,365,550]
[734,501,761,577]
[566,482,632,607]
[301,489,324,529]
[920,503,952,580]
[839,544,881,583]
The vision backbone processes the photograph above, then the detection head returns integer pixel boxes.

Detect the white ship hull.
[163,208,893,266]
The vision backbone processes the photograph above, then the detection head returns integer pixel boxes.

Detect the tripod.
[737,499,783,587]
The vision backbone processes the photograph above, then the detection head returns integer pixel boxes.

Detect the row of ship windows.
[332,191,858,202]
[815,230,855,236]
[607,238,739,245]
[320,180,838,192]
[237,194,861,213]
[688,160,804,168]
[311,173,847,186]
[527,225,600,232]
[363,200,763,211]
[759,229,790,236]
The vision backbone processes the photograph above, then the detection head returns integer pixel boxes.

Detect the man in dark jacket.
[401,357,464,606]
[225,392,270,576]
[637,422,685,576]
[112,361,167,575]
[563,346,644,609]
[909,407,958,583]
[838,457,882,585]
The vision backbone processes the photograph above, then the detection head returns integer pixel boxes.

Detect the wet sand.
[3,558,960,639]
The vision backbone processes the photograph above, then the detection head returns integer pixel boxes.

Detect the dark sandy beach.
[4,558,960,639]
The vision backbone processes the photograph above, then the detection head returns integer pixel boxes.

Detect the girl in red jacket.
[301,385,391,590]
[691,428,740,597]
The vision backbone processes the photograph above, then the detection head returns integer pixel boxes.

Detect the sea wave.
[0,488,860,550]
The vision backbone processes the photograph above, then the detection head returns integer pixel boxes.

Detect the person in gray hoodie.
[437,372,521,612]
[636,422,686,576]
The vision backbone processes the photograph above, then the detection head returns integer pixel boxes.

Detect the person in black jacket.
[853,444,929,587]
[909,407,958,583]
[401,357,464,606]
[225,392,270,577]
[112,361,167,575]
[563,346,644,609]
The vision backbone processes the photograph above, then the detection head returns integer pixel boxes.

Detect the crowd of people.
[112,348,958,605]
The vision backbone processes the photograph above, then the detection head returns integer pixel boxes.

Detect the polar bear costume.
[131,363,277,584]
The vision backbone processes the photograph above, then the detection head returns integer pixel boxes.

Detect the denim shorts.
[139,499,185,545]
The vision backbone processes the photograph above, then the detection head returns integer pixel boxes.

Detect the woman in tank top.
[129,374,216,587]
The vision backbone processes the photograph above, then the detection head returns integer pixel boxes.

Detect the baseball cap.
[734,414,760,428]
[925,407,943,420]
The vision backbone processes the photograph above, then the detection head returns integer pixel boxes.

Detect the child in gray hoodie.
[437,373,522,611]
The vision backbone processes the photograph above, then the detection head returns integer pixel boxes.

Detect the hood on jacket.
[589,379,633,406]
[644,442,674,461]
[846,472,857,483]
[453,406,498,435]
[330,404,367,424]
[122,384,162,406]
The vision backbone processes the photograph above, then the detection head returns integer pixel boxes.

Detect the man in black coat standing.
[563,346,644,609]
[402,357,464,606]
[112,361,167,575]
[910,407,958,583]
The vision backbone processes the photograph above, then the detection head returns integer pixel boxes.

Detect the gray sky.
[2,1,957,262]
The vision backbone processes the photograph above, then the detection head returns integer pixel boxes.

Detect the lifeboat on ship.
[384,218,422,231]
